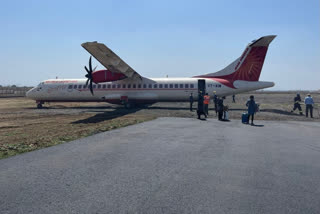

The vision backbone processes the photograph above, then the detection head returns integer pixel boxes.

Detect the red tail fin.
[195,35,276,83]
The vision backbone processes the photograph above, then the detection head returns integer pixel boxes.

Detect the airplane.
[27,35,276,109]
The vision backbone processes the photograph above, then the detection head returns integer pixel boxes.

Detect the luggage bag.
[242,113,248,123]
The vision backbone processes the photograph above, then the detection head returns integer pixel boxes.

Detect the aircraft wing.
[81,42,142,79]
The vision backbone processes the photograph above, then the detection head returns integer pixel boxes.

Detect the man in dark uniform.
[189,93,194,111]
[232,94,236,103]
[213,91,218,116]
[290,93,303,115]
[197,91,206,119]
[217,96,225,121]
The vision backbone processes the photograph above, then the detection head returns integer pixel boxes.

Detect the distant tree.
[11,85,17,88]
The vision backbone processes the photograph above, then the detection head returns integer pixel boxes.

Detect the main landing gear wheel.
[124,102,135,109]
[36,101,44,109]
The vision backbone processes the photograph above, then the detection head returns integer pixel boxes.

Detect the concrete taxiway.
[1,118,320,214]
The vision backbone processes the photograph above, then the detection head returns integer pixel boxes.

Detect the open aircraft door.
[198,79,206,97]
[197,79,206,118]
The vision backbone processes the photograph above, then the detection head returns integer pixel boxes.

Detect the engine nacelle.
[92,70,127,83]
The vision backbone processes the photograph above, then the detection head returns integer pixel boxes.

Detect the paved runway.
[1,118,320,214]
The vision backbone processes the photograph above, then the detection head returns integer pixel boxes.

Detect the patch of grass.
[0,107,156,159]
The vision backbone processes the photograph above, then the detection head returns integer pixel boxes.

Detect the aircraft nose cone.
[26,88,35,98]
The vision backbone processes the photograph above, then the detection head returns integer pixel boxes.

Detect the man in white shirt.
[304,94,314,118]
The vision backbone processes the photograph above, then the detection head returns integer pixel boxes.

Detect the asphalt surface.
[1,118,320,214]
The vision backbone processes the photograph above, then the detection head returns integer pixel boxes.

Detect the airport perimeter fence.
[0,87,32,97]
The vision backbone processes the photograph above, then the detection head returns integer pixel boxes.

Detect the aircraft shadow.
[26,106,116,110]
[72,107,141,124]
[148,106,190,110]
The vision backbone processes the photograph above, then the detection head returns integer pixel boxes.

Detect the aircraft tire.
[125,102,135,109]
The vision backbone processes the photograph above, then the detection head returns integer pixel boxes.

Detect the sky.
[0,0,319,90]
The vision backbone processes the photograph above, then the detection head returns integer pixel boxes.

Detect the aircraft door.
[198,79,206,96]
[197,79,206,116]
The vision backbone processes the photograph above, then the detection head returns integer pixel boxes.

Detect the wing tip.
[81,41,98,47]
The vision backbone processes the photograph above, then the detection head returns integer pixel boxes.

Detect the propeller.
[84,56,97,95]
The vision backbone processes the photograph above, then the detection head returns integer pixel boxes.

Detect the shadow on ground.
[230,108,305,117]
[148,106,190,110]
[25,106,116,110]
[72,107,142,124]
[260,109,302,116]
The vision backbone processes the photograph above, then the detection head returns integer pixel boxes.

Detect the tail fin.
[196,35,276,81]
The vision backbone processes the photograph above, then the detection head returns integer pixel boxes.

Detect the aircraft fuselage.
[26,77,274,105]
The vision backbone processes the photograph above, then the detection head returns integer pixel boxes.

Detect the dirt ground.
[0,92,319,158]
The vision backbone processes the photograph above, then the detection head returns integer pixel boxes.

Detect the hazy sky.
[1,0,319,90]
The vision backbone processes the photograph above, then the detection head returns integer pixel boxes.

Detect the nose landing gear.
[36,101,44,109]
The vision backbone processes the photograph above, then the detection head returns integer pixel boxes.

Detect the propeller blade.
[89,80,94,95]
[89,56,92,72]
[84,56,95,95]
[85,66,90,74]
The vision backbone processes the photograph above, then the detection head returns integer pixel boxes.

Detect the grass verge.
[0,113,156,159]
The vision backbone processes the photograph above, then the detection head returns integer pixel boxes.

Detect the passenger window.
[190,84,194,88]
[97,85,101,89]
[133,84,136,88]
[83,85,87,89]
[78,85,82,89]
[117,84,121,88]
[128,84,131,88]
[122,84,126,88]
[103,84,106,89]
[164,84,168,88]
[112,84,116,88]
[93,85,96,89]
[68,85,72,89]
[159,84,163,88]
[175,84,178,88]
[143,84,147,88]
[185,84,189,88]
[180,84,183,88]
[169,84,173,88]
[107,84,111,89]
[74,85,77,89]
[148,84,152,88]
[154,84,158,88]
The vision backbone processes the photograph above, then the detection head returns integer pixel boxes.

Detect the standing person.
[291,93,303,115]
[197,91,206,119]
[217,97,225,121]
[304,94,314,118]
[203,93,210,115]
[232,94,236,103]
[246,95,256,125]
[213,91,218,116]
[189,93,194,111]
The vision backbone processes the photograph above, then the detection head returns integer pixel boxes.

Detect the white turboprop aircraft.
[27,35,276,108]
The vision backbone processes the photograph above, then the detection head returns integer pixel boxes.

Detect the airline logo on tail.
[194,35,276,88]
